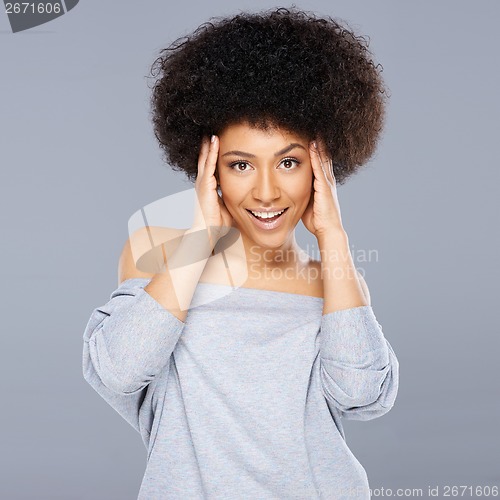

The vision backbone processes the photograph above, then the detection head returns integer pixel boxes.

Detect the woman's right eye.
[229,161,251,173]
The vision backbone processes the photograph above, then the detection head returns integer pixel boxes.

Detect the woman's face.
[216,121,313,249]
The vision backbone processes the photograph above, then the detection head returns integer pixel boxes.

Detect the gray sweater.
[82,277,399,499]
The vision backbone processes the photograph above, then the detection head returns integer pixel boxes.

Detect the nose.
[252,169,281,203]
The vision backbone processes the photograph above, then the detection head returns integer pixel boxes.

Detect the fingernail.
[312,141,317,149]
[211,135,216,143]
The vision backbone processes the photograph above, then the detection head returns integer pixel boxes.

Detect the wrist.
[317,229,351,266]
[317,226,348,249]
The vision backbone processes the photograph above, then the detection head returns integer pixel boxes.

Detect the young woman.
[83,7,399,499]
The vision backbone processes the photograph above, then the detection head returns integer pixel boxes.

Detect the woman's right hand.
[193,134,234,247]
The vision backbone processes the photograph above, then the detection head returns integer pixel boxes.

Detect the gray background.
[1,1,499,499]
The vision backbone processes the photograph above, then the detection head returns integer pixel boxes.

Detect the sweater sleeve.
[82,278,185,429]
[319,305,399,421]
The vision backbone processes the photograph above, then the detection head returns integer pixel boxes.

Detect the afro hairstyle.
[148,6,389,185]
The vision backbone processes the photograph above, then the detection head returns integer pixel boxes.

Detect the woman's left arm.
[302,140,399,420]
[318,231,399,420]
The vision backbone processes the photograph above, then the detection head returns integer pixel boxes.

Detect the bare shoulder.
[118,226,188,285]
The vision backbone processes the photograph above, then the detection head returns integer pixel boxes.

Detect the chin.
[247,228,294,248]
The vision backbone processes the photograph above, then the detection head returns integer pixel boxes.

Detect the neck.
[239,230,310,273]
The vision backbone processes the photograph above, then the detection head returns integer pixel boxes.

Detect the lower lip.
[246,208,289,231]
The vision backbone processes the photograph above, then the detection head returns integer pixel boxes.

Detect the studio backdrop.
[1,1,499,499]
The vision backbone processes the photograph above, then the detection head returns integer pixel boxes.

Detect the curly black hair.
[148,6,389,186]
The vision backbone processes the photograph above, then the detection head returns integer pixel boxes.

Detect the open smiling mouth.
[245,207,289,230]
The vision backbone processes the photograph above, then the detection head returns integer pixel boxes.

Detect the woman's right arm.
[81,228,213,439]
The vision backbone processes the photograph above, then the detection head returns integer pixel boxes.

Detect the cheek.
[218,177,241,207]
[289,172,313,204]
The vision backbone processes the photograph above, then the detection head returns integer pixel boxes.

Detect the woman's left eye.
[280,158,301,170]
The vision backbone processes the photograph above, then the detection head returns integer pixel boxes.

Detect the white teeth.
[249,209,286,219]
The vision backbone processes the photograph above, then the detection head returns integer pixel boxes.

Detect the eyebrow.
[221,143,306,158]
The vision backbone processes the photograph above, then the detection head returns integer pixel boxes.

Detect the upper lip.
[246,207,288,213]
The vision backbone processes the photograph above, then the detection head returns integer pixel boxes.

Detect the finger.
[197,135,210,178]
[323,156,335,186]
[309,140,329,186]
[315,138,334,185]
[328,159,336,185]
[204,134,219,181]
[316,138,336,186]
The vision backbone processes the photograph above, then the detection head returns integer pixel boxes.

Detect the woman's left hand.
[301,139,346,241]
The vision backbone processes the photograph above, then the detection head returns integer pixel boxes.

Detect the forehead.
[218,121,307,148]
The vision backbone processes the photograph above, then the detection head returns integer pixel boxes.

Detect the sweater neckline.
[196,281,324,302]
[122,277,324,302]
